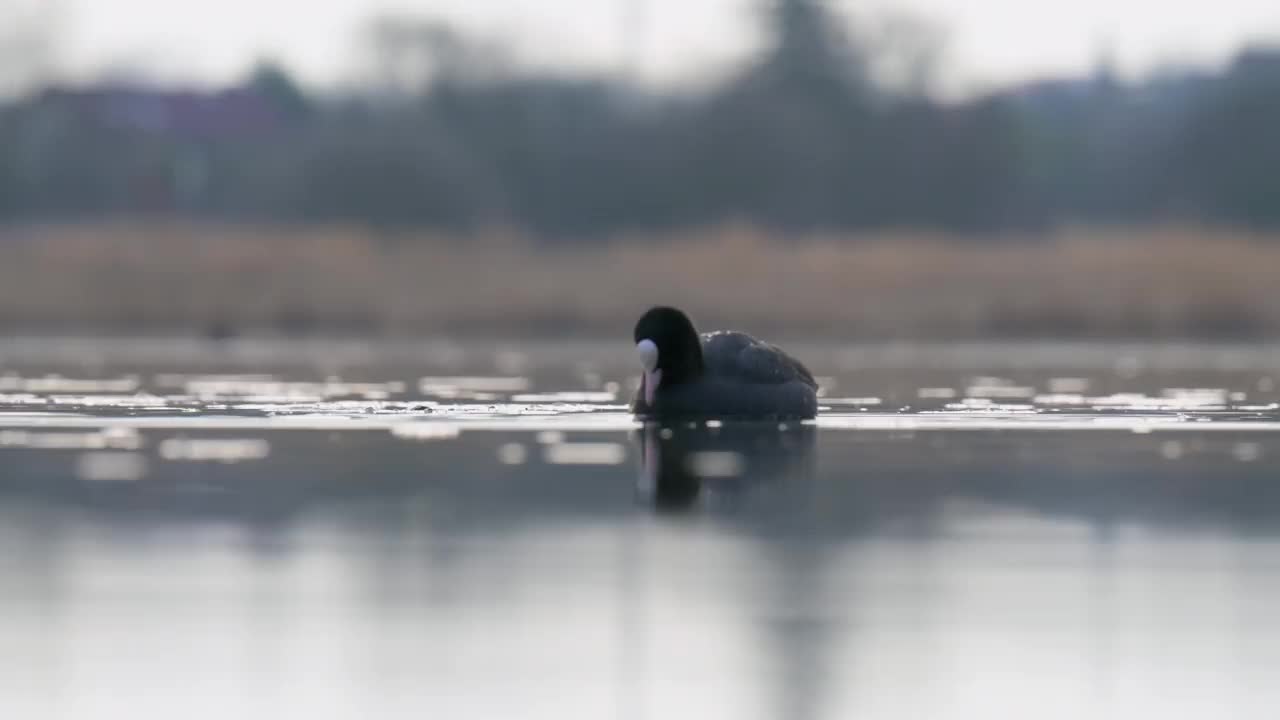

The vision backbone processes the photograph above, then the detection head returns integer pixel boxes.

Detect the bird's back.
[700,331,818,389]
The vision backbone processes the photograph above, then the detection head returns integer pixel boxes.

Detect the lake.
[1,336,1279,719]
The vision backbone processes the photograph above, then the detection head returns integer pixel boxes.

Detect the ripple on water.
[50,394,173,408]
[418,376,531,398]
[1,350,1279,440]
[391,424,462,442]
[1233,442,1263,462]
[158,438,271,463]
[238,400,427,415]
[512,392,618,403]
[0,375,141,393]
[966,384,1037,399]
[1048,377,1091,393]
[184,378,406,401]
[497,443,529,465]
[822,397,884,407]
[0,394,47,406]
[544,443,628,466]
[153,373,278,388]
[0,427,141,450]
[77,452,148,482]
[685,451,747,478]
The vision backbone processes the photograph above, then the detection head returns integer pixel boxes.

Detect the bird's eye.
[636,339,659,372]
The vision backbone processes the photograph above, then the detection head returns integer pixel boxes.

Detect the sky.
[14,0,1280,96]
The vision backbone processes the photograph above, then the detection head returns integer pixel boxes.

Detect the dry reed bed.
[0,222,1276,339]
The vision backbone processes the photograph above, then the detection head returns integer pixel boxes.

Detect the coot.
[630,306,819,420]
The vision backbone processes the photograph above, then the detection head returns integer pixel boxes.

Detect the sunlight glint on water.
[1,339,1280,718]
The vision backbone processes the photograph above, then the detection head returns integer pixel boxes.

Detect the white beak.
[637,340,661,406]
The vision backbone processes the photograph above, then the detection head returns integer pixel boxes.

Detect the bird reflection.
[633,421,817,512]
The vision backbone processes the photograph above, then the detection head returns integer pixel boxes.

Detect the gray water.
[2,337,1280,719]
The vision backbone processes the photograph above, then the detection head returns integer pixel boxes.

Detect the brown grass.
[0,220,1277,340]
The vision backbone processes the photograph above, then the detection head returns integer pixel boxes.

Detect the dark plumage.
[630,306,819,420]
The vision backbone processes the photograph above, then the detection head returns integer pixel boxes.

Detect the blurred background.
[6,6,1280,718]
[1,0,1279,340]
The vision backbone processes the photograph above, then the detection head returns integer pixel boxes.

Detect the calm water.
[2,337,1280,719]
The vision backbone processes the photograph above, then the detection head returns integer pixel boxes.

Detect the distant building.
[27,84,287,141]
[4,82,293,214]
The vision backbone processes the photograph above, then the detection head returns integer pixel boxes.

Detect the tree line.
[1,0,1279,239]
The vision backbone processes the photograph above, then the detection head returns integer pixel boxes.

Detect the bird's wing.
[702,331,818,388]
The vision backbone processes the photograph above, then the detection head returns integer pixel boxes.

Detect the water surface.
[2,337,1279,719]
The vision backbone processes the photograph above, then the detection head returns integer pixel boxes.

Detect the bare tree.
[858,11,948,99]
[356,15,510,101]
